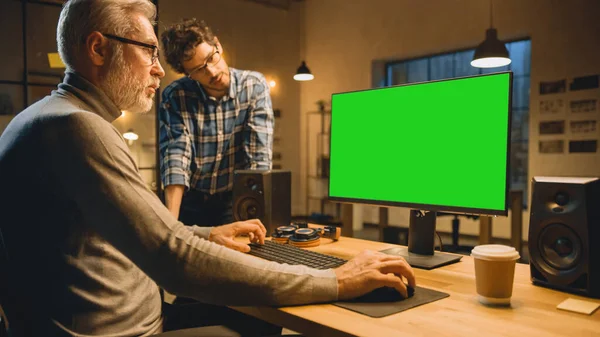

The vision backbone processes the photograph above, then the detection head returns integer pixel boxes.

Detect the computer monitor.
[329,72,513,269]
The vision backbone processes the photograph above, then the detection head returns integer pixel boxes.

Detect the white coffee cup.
[471,244,520,305]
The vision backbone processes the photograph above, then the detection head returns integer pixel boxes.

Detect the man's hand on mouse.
[208,219,266,252]
[334,250,416,300]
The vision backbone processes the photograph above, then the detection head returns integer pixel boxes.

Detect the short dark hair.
[161,18,217,74]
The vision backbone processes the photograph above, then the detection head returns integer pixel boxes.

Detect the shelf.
[306,104,336,218]
[307,196,342,203]
[307,195,325,200]
[293,215,343,227]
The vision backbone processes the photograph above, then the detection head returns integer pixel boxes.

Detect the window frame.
[383,38,531,208]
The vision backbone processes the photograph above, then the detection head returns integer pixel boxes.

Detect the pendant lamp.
[293,61,314,81]
[471,0,511,68]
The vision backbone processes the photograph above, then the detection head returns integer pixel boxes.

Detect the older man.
[0,0,415,336]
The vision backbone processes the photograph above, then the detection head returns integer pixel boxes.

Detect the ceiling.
[27,0,67,5]
[24,0,303,11]
[240,0,304,10]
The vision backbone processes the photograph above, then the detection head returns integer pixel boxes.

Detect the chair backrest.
[0,303,8,337]
[0,228,11,336]
[0,227,25,336]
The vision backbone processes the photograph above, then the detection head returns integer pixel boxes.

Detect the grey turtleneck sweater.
[0,72,337,336]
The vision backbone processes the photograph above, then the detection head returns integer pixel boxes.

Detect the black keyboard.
[248,240,347,270]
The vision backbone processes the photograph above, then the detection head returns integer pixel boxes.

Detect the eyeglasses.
[102,33,159,65]
[187,46,221,78]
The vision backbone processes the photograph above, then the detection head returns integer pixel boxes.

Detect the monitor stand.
[380,210,462,270]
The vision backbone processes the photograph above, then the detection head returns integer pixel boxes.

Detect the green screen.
[329,72,512,215]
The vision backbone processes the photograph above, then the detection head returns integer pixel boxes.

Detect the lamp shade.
[123,129,139,141]
[471,28,511,68]
[293,61,314,81]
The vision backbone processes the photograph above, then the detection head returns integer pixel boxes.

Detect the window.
[0,1,65,118]
[384,40,531,207]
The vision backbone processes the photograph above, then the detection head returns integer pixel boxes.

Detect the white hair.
[57,0,156,72]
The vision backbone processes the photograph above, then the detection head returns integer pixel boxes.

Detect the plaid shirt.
[159,68,273,194]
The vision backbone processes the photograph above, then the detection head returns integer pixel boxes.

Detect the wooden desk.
[231,237,600,337]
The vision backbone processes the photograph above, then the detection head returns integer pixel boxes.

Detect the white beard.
[99,52,156,114]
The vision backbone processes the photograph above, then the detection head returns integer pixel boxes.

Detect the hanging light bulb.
[123,129,139,141]
[471,0,511,68]
[123,129,139,145]
[293,61,314,81]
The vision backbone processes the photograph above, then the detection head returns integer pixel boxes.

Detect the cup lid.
[471,244,520,261]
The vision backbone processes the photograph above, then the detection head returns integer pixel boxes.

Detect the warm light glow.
[269,80,276,88]
[120,111,126,117]
[47,52,66,69]
[123,131,139,141]
[470,57,512,68]
[293,73,314,81]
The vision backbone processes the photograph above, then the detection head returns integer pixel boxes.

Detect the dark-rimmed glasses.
[187,46,221,78]
[102,33,159,65]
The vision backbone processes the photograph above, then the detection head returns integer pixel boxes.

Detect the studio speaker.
[233,170,291,235]
[528,176,600,298]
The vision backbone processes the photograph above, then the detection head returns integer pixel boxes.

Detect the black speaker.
[529,176,600,298]
[233,170,291,235]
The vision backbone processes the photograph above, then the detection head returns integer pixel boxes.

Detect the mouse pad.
[333,286,449,318]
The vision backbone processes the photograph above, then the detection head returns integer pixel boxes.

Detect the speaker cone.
[539,223,582,271]
[234,197,263,220]
[554,192,569,206]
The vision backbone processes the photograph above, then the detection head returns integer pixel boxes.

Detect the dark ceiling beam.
[20,0,65,7]
[239,0,303,11]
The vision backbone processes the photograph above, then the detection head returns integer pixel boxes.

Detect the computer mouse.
[353,284,415,303]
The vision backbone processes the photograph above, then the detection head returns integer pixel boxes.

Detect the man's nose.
[153,60,166,79]
[205,64,219,78]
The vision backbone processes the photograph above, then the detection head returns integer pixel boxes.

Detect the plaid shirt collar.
[194,67,238,101]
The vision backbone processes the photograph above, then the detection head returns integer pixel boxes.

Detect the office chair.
[0,304,8,337]
[0,228,15,337]
[154,326,243,337]
[156,327,300,337]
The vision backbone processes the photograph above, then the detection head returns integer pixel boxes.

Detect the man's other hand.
[334,250,416,300]
[208,219,267,253]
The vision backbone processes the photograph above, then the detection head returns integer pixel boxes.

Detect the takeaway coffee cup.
[471,244,520,306]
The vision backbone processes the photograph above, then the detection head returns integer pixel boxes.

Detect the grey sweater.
[0,72,337,336]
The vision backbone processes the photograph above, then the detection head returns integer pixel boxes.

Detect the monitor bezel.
[327,71,513,217]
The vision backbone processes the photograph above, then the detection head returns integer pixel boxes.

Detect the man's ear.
[86,31,109,66]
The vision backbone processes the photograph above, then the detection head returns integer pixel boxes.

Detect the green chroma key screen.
[329,72,512,215]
